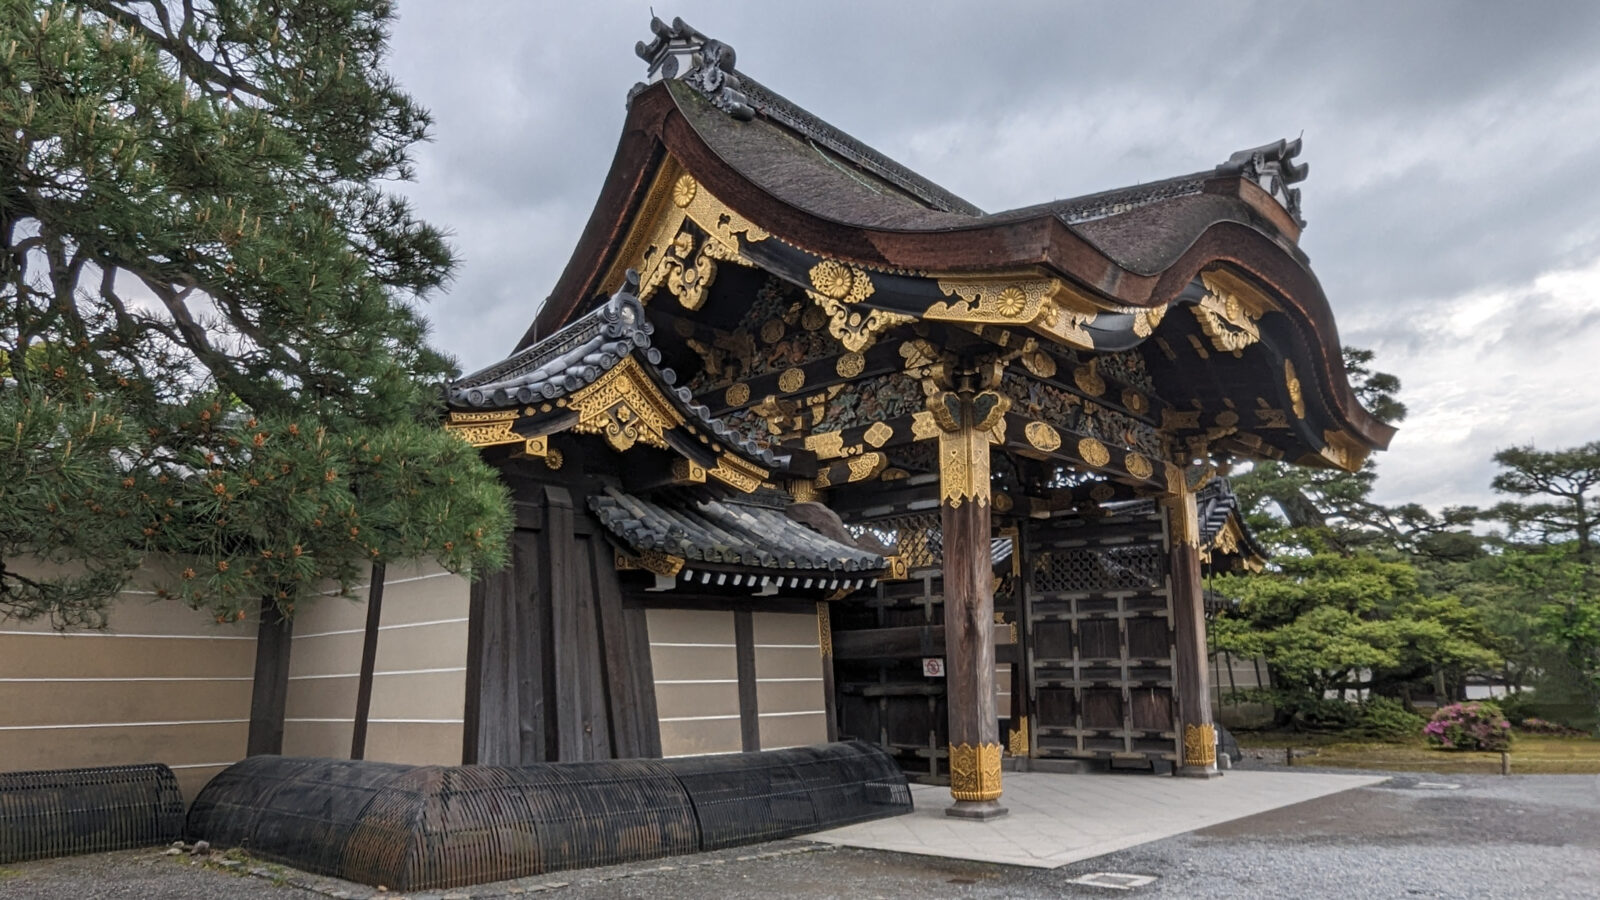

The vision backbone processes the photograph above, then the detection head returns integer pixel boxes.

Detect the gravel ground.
[4,772,1597,899]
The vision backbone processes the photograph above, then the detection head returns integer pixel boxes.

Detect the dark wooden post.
[818,601,839,742]
[734,610,761,752]
[247,595,293,756]
[350,562,386,760]
[931,387,1008,819]
[1164,486,1220,777]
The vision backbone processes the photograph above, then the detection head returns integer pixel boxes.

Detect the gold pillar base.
[1183,723,1217,768]
[949,741,1004,802]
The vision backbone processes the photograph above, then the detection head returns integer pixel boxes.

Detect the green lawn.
[1236,733,1600,774]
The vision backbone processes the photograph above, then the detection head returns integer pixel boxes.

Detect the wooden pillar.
[350,563,386,760]
[1163,486,1219,777]
[819,602,839,742]
[932,388,1008,819]
[247,595,293,756]
[734,610,761,752]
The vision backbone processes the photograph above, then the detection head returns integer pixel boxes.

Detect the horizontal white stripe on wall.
[657,713,742,723]
[0,676,252,683]
[754,677,822,683]
[753,643,820,649]
[314,570,461,596]
[292,617,468,640]
[653,679,739,685]
[756,710,826,718]
[0,630,252,641]
[285,717,463,725]
[0,719,247,731]
[118,570,463,600]
[288,667,466,681]
[649,642,737,649]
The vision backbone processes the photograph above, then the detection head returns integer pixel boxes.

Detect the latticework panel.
[1029,543,1165,593]
[848,512,942,570]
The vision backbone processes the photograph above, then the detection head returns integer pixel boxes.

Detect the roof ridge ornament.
[1216,137,1309,228]
[633,16,755,121]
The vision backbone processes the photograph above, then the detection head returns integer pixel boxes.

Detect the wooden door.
[1023,511,1179,764]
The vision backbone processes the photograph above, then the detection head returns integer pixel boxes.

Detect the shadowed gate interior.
[830,500,1180,782]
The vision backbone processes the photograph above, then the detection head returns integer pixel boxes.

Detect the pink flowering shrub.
[1423,702,1512,752]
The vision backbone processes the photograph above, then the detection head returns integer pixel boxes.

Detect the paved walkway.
[808,769,1387,868]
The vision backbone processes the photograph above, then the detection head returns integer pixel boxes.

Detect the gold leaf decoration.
[927,277,1097,349]
[638,226,718,311]
[805,260,905,353]
[759,319,785,344]
[1193,271,1266,354]
[809,260,857,300]
[994,287,1028,316]
[1021,348,1057,379]
[1073,362,1106,397]
[948,742,1004,802]
[1024,421,1061,453]
[1078,437,1111,468]
[724,382,750,407]
[1122,389,1148,414]
[1285,359,1306,418]
[707,455,767,492]
[1124,452,1153,480]
[567,356,683,453]
[672,173,697,208]
[778,367,806,394]
[1008,716,1030,756]
[1183,723,1217,768]
[863,421,894,448]
[835,351,865,379]
[846,452,888,482]
[1131,304,1168,338]
[816,602,832,657]
[803,430,846,459]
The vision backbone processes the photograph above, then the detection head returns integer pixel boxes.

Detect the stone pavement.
[807,769,1386,867]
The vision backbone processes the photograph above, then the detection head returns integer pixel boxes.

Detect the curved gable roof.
[515,18,1393,463]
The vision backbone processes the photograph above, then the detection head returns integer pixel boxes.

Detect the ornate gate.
[1023,510,1180,764]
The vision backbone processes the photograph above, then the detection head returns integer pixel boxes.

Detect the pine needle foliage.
[0,1,510,626]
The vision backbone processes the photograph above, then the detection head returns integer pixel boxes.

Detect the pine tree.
[1,1,509,626]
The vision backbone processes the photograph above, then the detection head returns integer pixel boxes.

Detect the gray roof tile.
[590,487,885,573]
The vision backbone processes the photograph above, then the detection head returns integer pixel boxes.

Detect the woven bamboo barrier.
[185,741,910,891]
[0,763,185,864]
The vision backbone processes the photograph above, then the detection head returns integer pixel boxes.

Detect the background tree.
[1488,442,1600,562]
[1482,442,1600,730]
[1214,348,1500,728]
[1,1,509,626]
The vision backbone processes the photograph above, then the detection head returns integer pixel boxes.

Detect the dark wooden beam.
[734,610,761,752]
[349,562,385,760]
[246,595,293,756]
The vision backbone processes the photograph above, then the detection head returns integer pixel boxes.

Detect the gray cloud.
[383,0,1600,508]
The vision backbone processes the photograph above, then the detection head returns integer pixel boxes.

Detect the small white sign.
[922,657,945,678]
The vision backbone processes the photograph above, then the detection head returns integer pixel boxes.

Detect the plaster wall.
[0,558,255,799]
[282,561,470,765]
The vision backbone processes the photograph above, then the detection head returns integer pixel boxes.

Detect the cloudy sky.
[381,1,1600,510]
